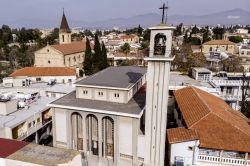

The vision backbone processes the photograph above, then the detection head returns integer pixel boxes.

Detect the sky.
[0,0,249,27]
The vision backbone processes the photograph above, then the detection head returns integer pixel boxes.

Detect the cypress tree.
[83,38,92,76]
[100,41,108,69]
[92,33,102,73]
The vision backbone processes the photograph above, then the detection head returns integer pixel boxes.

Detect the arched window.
[86,114,98,155]
[71,112,83,150]
[154,33,167,56]
[102,116,114,158]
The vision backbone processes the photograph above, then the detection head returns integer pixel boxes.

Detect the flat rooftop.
[192,67,212,73]
[49,86,146,118]
[75,66,147,89]
[169,72,213,88]
[0,83,74,94]
[0,138,80,165]
[0,96,56,128]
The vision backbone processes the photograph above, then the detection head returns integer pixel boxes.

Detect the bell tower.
[59,9,71,44]
[144,3,175,166]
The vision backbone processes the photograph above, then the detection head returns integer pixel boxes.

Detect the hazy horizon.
[0,0,249,28]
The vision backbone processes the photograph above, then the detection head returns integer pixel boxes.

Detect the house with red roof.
[3,67,76,87]
[167,86,250,166]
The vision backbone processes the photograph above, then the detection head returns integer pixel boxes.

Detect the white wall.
[119,117,133,156]
[137,135,145,159]
[0,100,17,115]
[54,108,68,147]
[76,86,128,103]
[5,159,42,166]
[169,140,198,166]
[0,158,6,166]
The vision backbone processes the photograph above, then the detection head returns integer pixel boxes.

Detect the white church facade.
[48,13,176,165]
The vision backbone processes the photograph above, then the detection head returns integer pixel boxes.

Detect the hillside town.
[0,1,250,166]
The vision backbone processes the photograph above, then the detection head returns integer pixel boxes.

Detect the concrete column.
[114,116,120,166]
[219,150,223,162]
[98,116,103,163]
[88,117,92,154]
[244,153,248,166]
[132,118,139,166]
[73,115,78,150]
[103,118,107,157]
[82,114,87,155]
[35,132,39,144]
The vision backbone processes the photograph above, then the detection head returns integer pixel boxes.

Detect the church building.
[48,5,175,165]
[34,11,87,69]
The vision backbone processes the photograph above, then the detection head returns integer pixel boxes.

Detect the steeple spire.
[60,8,70,33]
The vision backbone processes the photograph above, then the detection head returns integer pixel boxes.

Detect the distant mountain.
[6,8,250,28]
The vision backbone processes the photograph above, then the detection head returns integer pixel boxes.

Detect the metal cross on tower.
[159,2,169,24]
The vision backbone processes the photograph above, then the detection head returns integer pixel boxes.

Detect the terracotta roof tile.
[0,138,29,158]
[51,41,88,55]
[167,127,199,144]
[173,86,250,152]
[203,40,235,45]
[10,67,76,77]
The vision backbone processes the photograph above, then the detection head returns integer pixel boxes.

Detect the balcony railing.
[198,155,250,166]
[210,80,242,87]
[221,95,242,101]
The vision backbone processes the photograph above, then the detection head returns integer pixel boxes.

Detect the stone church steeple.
[59,9,71,44]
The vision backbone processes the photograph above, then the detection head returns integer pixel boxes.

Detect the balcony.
[210,80,242,87]
[198,155,250,166]
[221,95,242,101]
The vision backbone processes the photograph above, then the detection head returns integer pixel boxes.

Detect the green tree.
[137,24,143,36]
[83,38,93,76]
[213,26,225,40]
[92,33,102,73]
[100,42,108,70]
[174,23,183,36]
[191,25,199,34]
[202,26,211,43]
[142,29,150,41]
[220,55,243,72]
[83,29,94,37]
[120,43,130,57]
[190,37,201,45]
[228,36,243,43]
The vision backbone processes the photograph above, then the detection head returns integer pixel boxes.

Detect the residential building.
[209,72,245,110]
[239,45,250,71]
[3,67,76,87]
[192,67,212,82]
[0,92,55,144]
[205,51,229,70]
[202,40,236,54]
[167,86,250,166]
[119,34,139,44]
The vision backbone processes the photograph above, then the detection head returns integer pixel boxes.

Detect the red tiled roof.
[203,40,235,45]
[120,34,137,40]
[0,138,29,158]
[10,67,76,77]
[167,127,199,144]
[51,41,87,55]
[172,86,250,152]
